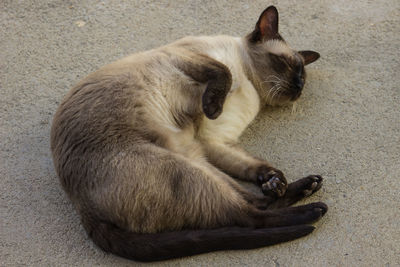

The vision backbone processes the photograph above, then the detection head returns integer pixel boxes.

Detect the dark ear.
[298,50,320,65]
[249,6,280,43]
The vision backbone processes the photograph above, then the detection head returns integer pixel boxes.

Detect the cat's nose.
[293,77,304,90]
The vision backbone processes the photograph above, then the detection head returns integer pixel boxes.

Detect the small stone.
[75,20,86,27]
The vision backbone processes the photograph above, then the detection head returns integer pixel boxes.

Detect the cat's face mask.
[247,6,320,105]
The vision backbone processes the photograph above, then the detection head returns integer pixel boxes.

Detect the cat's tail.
[82,214,314,262]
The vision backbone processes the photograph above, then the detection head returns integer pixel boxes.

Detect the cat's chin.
[290,91,302,101]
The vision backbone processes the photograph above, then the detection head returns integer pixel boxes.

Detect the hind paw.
[300,175,323,197]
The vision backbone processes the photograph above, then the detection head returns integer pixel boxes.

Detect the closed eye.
[269,53,287,73]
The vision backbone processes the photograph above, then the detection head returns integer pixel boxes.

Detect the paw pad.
[256,167,288,198]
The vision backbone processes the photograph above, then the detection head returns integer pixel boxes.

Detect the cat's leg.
[220,172,324,210]
[201,141,288,198]
[201,142,324,208]
[175,52,232,120]
[204,161,275,210]
[111,150,319,231]
[204,160,322,211]
[247,201,328,228]
[174,160,327,228]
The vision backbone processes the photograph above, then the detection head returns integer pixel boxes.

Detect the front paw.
[202,90,225,119]
[256,166,288,198]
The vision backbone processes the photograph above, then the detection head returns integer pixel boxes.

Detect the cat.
[51,5,324,262]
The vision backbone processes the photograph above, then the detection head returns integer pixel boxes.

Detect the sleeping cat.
[51,6,324,261]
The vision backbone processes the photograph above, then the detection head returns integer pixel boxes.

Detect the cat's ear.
[249,6,280,43]
[298,50,320,65]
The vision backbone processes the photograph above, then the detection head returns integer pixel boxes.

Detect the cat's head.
[245,6,320,105]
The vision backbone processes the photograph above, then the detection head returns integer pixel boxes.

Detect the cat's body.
[51,6,325,261]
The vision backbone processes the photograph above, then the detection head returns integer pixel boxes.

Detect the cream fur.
[198,78,260,143]
[197,36,261,143]
[265,39,293,56]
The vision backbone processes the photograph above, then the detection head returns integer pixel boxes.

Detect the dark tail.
[84,217,315,262]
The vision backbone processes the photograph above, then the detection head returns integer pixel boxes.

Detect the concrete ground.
[1,0,399,266]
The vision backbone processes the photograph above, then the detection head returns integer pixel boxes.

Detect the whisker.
[270,84,281,100]
[261,78,280,85]
[267,83,280,100]
[291,102,298,114]
[271,86,280,100]
[263,75,290,88]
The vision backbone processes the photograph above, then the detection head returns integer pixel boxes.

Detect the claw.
[272,176,280,183]
[311,181,318,189]
[261,183,270,191]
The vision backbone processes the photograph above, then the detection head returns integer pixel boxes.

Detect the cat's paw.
[268,175,324,208]
[290,202,328,224]
[256,166,288,198]
[302,175,323,196]
[293,175,323,197]
[202,90,225,119]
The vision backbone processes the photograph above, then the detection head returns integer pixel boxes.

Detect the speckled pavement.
[1,1,399,266]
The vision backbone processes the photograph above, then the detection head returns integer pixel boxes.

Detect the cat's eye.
[268,53,288,73]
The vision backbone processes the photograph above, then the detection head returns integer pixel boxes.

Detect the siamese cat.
[51,6,324,262]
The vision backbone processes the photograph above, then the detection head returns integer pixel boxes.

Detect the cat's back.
[51,34,244,156]
[50,38,206,166]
